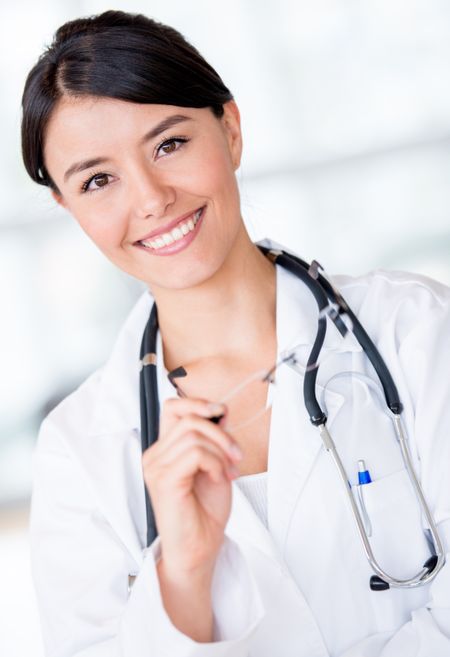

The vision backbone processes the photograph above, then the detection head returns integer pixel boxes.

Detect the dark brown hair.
[21,10,234,194]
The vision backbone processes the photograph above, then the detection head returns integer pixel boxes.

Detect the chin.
[144,251,227,292]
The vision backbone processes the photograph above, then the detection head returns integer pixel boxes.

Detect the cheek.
[184,138,236,197]
[74,207,125,256]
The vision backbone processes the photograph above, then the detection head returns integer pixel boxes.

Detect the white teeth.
[171,227,183,240]
[162,233,174,245]
[140,207,203,249]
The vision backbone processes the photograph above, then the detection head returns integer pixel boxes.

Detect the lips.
[133,205,205,256]
[135,206,205,244]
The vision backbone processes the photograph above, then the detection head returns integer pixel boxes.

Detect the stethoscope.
[139,244,445,591]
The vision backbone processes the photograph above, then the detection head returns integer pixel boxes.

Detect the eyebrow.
[63,114,192,183]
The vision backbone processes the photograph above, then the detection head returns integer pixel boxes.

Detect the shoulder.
[38,367,104,447]
[328,270,450,432]
[334,268,450,312]
[263,234,450,362]
[333,269,450,345]
[258,237,450,321]
[37,288,153,453]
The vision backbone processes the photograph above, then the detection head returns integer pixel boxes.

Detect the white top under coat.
[235,472,269,529]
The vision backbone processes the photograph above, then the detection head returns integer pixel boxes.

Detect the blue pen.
[358,459,372,485]
[357,459,372,537]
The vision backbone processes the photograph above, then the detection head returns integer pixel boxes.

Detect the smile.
[138,207,204,251]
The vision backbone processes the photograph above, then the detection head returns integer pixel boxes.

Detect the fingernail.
[229,444,243,460]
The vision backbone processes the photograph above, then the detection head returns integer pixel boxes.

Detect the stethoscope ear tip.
[370,576,390,591]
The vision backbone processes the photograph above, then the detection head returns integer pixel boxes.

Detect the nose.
[130,164,176,220]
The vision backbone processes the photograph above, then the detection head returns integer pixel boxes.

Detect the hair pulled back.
[21,10,234,194]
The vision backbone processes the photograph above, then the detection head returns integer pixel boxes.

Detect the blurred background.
[1,0,450,654]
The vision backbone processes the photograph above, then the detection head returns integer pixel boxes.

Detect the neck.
[151,236,277,372]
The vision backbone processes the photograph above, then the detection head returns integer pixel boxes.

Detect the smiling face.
[43,96,245,291]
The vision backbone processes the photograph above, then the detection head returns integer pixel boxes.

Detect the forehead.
[43,96,213,166]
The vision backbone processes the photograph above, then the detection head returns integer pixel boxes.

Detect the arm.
[30,418,265,657]
[156,557,214,642]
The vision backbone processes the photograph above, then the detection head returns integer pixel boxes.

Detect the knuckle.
[176,416,192,431]
[182,412,199,423]
[183,429,200,443]
[190,444,204,459]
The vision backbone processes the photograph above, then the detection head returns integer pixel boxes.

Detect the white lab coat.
[30,238,450,657]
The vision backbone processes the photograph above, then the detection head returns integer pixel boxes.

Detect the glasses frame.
[167,351,299,431]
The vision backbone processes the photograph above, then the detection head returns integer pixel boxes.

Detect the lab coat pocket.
[354,468,433,633]
[354,467,430,580]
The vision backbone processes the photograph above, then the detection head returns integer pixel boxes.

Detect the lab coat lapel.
[268,364,344,556]
[224,257,356,564]
[226,483,284,562]
[69,426,147,564]
[222,262,320,564]
[267,262,355,557]
[77,290,152,565]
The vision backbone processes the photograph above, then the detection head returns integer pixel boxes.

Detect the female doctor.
[21,9,450,657]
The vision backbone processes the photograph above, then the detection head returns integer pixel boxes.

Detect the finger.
[156,414,243,463]
[145,430,234,476]
[159,397,227,434]
[146,436,237,488]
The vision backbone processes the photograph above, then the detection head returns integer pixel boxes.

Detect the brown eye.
[92,173,109,188]
[156,137,188,158]
[161,141,177,154]
[81,171,112,194]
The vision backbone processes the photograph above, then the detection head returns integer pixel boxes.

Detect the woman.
[22,10,450,657]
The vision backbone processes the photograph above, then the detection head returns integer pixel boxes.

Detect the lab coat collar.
[257,236,362,359]
[87,289,152,436]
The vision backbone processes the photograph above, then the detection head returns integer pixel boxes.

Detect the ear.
[51,190,68,209]
[222,100,243,171]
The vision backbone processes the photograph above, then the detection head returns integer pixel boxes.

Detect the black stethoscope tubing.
[139,302,159,545]
[139,245,403,548]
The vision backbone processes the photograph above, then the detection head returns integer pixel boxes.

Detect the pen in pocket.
[357,459,372,537]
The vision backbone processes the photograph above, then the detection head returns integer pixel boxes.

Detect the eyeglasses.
[167,308,356,433]
[168,354,288,431]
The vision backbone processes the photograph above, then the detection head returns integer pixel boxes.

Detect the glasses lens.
[168,364,276,432]
[217,368,276,431]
